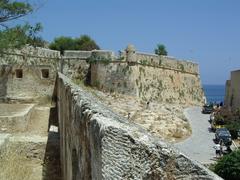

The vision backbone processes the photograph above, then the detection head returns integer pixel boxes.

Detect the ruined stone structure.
[0,47,60,103]
[0,46,220,179]
[225,69,240,110]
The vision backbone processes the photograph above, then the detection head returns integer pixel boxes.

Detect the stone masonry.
[90,45,205,106]
[57,73,221,179]
[0,46,220,179]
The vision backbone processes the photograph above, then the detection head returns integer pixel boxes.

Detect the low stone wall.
[57,73,220,179]
[0,104,34,132]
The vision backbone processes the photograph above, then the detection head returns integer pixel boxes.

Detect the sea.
[203,85,225,104]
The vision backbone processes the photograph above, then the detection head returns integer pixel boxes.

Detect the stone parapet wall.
[0,46,60,67]
[64,50,92,59]
[57,73,220,179]
[136,52,199,75]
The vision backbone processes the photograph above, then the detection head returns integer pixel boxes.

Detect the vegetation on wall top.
[154,44,168,56]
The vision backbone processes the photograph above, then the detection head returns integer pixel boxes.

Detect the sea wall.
[0,47,60,102]
[57,73,220,179]
[225,70,240,110]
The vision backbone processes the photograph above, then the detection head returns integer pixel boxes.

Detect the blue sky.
[23,0,240,85]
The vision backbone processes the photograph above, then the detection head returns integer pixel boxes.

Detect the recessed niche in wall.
[41,69,49,79]
[15,69,23,78]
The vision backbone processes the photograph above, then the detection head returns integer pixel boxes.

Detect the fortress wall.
[62,51,91,80]
[230,70,240,110]
[91,62,204,105]
[0,46,60,66]
[136,52,159,64]
[225,70,240,110]
[61,50,115,81]
[134,64,204,105]
[161,56,199,74]
[0,47,60,102]
[61,59,89,81]
[136,52,199,74]
[57,72,220,179]
[91,62,136,95]
[64,50,92,59]
[224,80,231,108]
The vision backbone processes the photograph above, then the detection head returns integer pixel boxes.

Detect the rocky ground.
[88,88,192,142]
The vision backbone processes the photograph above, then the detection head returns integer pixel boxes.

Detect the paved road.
[174,107,216,164]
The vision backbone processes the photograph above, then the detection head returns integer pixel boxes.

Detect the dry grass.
[0,143,41,180]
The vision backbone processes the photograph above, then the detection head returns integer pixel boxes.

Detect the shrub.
[225,122,240,139]
[214,150,240,180]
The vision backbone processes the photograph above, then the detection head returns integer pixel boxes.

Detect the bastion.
[90,45,205,105]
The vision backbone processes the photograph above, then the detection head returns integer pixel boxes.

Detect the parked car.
[211,118,225,132]
[202,104,214,114]
[215,128,232,146]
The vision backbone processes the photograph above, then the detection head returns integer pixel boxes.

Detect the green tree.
[0,0,44,50]
[49,35,100,54]
[0,0,32,24]
[154,44,168,56]
[75,35,100,51]
[214,150,240,180]
[49,36,76,54]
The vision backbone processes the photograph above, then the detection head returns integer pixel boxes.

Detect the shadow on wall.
[0,65,11,100]
[42,105,61,180]
[42,79,61,180]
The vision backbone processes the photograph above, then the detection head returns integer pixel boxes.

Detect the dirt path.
[174,107,216,164]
